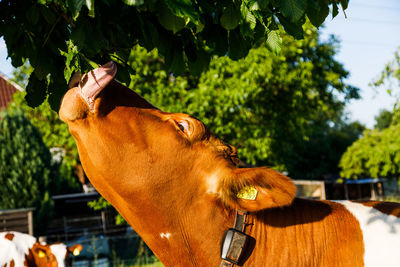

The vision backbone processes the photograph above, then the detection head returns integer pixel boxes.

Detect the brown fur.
[244,198,365,267]
[357,201,400,217]
[59,70,397,266]
[4,233,14,241]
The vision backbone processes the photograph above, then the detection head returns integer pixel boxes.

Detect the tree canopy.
[0,113,56,234]
[0,0,348,109]
[340,47,400,180]
[6,90,82,193]
[374,109,394,131]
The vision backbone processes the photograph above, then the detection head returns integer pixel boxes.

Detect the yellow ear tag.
[73,248,80,256]
[236,186,258,200]
[38,251,46,258]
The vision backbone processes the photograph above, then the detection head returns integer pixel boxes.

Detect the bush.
[0,112,57,234]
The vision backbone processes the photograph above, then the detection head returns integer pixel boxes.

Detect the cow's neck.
[121,191,233,267]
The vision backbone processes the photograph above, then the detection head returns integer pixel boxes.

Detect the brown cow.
[0,232,82,267]
[59,62,400,267]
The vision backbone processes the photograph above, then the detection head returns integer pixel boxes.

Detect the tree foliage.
[0,0,348,109]
[0,113,56,234]
[374,109,393,130]
[370,47,400,96]
[291,120,364,179]
[6,91,81,193]
[340,48,400,180]
[340,125,400,179]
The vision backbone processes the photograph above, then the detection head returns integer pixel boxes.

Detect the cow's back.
[337,200,400,267]
[246,198,400,267]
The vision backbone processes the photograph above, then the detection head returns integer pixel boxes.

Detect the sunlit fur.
[59,68,400,267]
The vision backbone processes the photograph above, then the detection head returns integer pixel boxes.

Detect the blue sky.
[0,0,399,128]
[320,0,400,127]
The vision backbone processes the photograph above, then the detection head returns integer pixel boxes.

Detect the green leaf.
[164,0,199,22]
[40,6,57,24]
[228,30,250,60]
[66,0,85,19]
[62,41,80,83]
[241,2,257,30]
[70,18,102,56]
[248,0,260,11]
[47,78,67,111]
[265,29,281,55]
[332,3,339,19]
[122,0,144,6]
[277,0,307,23]
[220,4,241,30]
[306,0,329,28]
[340,0,348,10]
[196,20,205,33]
[184,41,197,62]
[158,5,186,33]
[277,14,303,40]
[187,49,210,76]
[31,49,55,80]
[26,4,40,25]
[170,49,185,75]
[70,21,87,48]
[85,0,95,17]
[204,25,228,56]
[25,72,48,108]
[138,18,159,50]
[115,66,131,85]
[258,0,270,10]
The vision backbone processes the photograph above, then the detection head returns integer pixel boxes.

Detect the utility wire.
[342,41,397,48]
[349,17,400,25]
[355,3,400,11]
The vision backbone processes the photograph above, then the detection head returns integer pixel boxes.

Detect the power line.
[342,40,398,48]
[355,3,400,11]
[349,17,400,25]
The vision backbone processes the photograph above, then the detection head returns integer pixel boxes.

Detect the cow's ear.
[68,244,83,256]
[220,167,296,212]
[32,244,49,258]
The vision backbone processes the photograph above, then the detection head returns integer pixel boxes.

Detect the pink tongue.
[79,61,117,105]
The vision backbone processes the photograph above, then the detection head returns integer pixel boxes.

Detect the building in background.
[0,73,22,111]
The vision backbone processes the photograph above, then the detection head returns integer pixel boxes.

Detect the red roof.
[0,73,22,110]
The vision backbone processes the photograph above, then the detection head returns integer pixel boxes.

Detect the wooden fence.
[0,208,34,235]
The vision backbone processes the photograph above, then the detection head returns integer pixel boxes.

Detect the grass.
[384,195,400,203]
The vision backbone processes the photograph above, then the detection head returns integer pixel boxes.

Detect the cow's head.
[31,243,82,267]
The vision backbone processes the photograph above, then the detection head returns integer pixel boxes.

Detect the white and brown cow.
[59,62,400,267]
[0,232,82,267]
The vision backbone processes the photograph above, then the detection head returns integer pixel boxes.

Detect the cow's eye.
[177,120,190,133]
